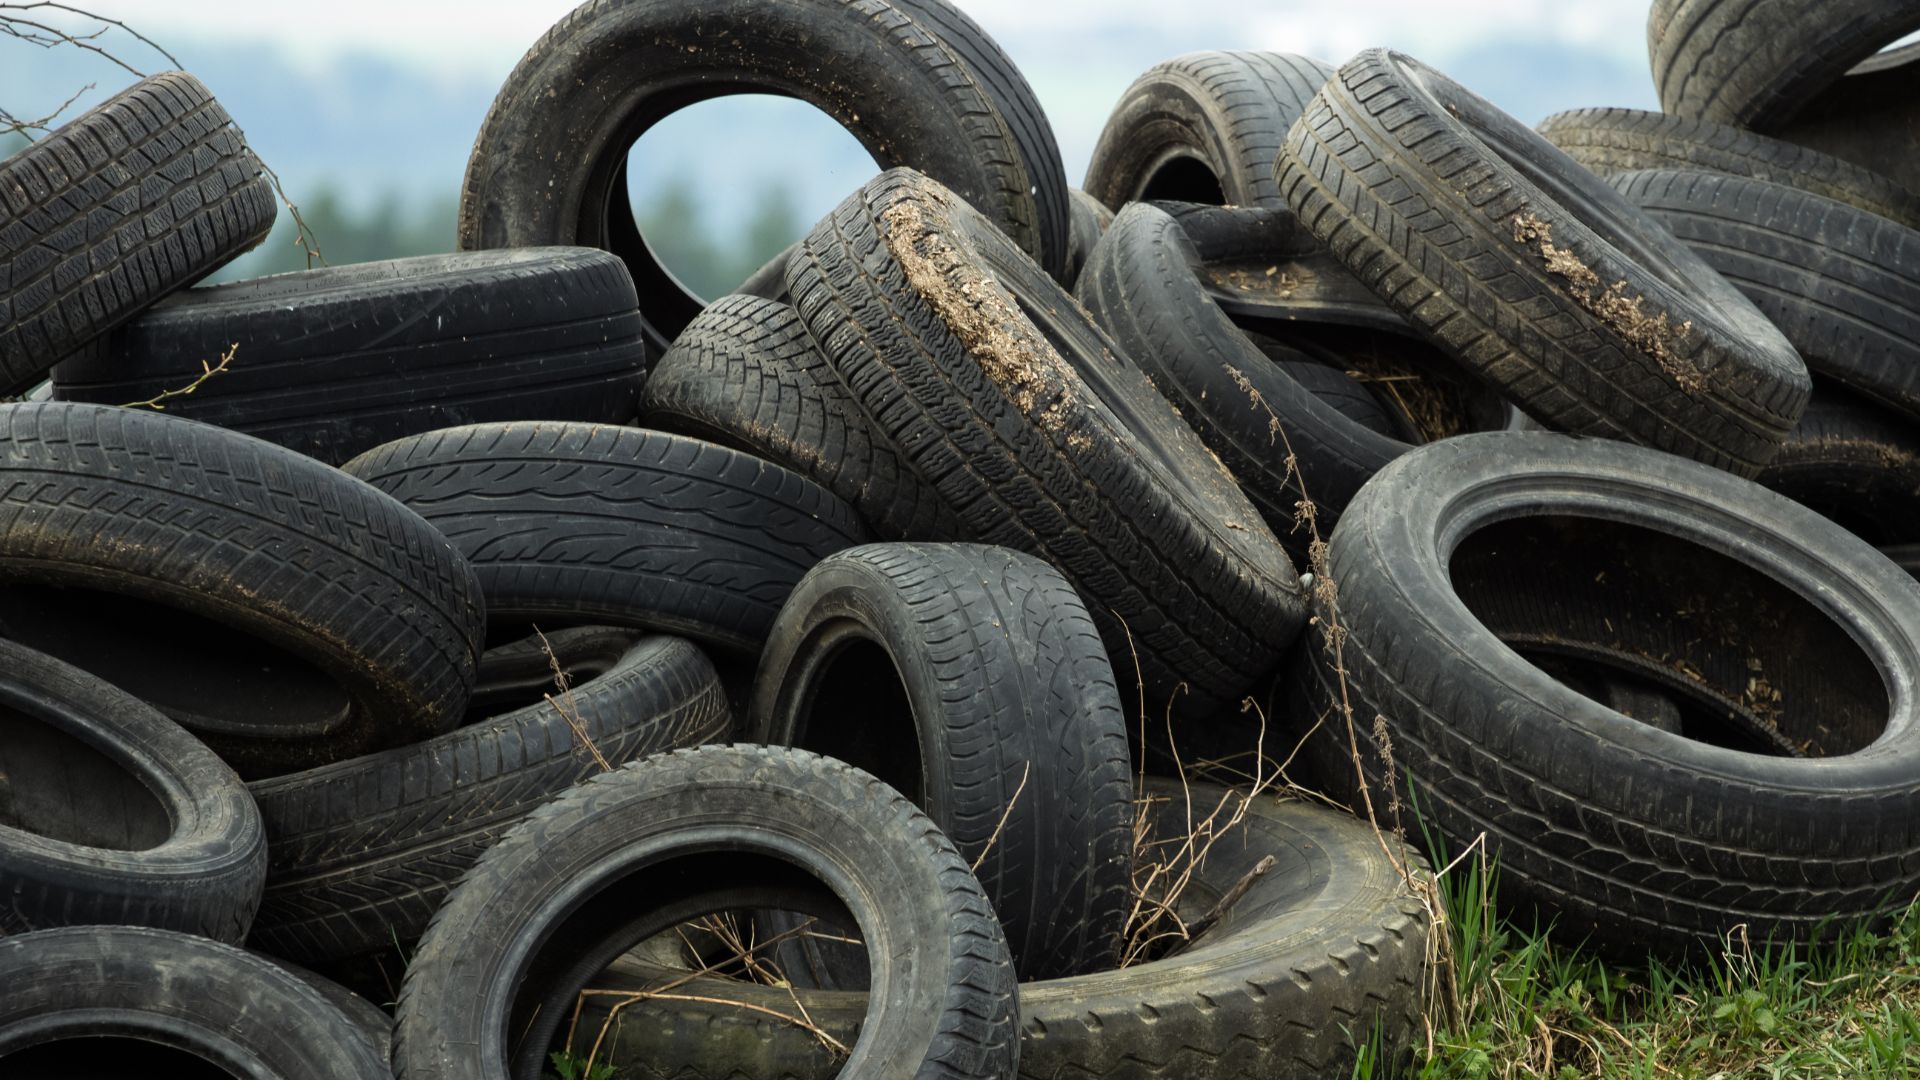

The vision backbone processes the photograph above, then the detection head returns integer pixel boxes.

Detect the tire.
[0,637,265,942]
[343,422,867,652]
[641,294,961,540]
[0,72,275,393]
[1275,359,1399,437]
[0,402,485,779]
[268,956,394,1062]
[465,624,640,723]
[559,779,1433,1080]
[1062,188,1115,289]
[1755,385,1920,545]
[1085,51,1336,210]
[788,168,1306,714]
[1882,542,1920,582]
[246,634,729,965]
[1611,169,1920,423]
[748,543,1134,980]
[1297,430,1920,956]
[1648,0,1920,128]
[1278,49,1810,477]
[50,248,648,466]
[459,0,1069,353]
[0,926,388,1079]
[392,745,1020,1080]
[1536,107,1920,228]
[1769,49,1920,203]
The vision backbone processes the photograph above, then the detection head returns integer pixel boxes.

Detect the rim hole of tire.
[0,1037,235,1077]
[624,94,876,305]
[1449,514,1888,757]
[0,584,352,740]
[0,699,170,850]
[790,637,921,805]
[1138,154,1227,205]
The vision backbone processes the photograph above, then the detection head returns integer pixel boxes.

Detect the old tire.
[641,294,960,540]
[1278,49,1809,477]
[464,624,641,723]
[788,168,1306,713]
[0,638,265,942]
[51,248,648,466]
[0,402,485,778]
[392,745,1019,1080]
[1537,107,1920,228]
[343,422,868,653]
[1755,386,1920,546]
[0,926,388,1079]
[0,72,275,392]
[749,542,1134,980]
[1298,430,1920,957]
[1085,51,1335,210]
[247,634,728,965]
[459,0,1068,352]
[1062,187,1114,289]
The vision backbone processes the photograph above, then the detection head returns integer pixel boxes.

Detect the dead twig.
[121,343,236,410]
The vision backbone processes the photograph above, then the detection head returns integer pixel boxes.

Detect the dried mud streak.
[882,196,1080,445]
[1511,213,1704,395]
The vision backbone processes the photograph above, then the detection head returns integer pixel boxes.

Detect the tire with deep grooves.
[642,294,960,540]
[787,168,1306,714]
[392,745,1020,1080]
[1755,386,1920,546]
[1277,49,1809,476]
[1537,107,1920,228]
[246,634,729,965]
[0,638,266,943]
[749,542,1134,981]
[0,402,485,779]
[343,422,869,653]
[52,248,649,466]
[0,72,276,392]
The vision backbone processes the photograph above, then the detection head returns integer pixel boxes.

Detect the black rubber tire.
[0,926,389,1079]
[1882,542,1920,582]
[1755,384,1920,545]
[787,168,1306,714]
[246,634,728,965]
[0,402,485,779]
[267,956,394,1062]
[50,248,648,466]
[1537,107,1920,228]
[392,745,1019,1080]
[464,624,641,723]
[0,638,265,942]
[1062,187,1115,290]
[1085,51,1336,210]
[1298,430,1920,956]
[560,778,1433,1080]
[748,542,1133,980]
[1610,168,1920,424]
[1648,0,1920,129]
[1278,49,1810,478]
[0,72,275,393]
[459,0,1069,353]
[1275,359,1400,437]
[1769,49,1920,202]
[342,422,869,653]
[641,294,961,540]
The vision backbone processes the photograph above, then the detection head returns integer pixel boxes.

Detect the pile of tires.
[0,0,1916,1077]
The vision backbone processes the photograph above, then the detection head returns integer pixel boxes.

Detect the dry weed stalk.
[536,627,612,772]
[122,342,237,410]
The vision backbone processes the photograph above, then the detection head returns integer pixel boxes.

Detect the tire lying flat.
[0,72,275,392]
[52,248,648,466]
[1278,49,1809,477]
[1756,387,1920,546]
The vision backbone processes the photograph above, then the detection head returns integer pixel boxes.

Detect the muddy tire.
[0,403,485,779]
[459,0,1069,352]
[1648,0,1920,128]
[0,927,388,1079]
[1298,431,1920,957]
[51,248,648,466]
[787,168,1306,713]
[392,745,1019,1080]
[1278,49,1809,477]
[641,295,960,540]
[343,423,868,653]
[1085,51,1335,210]
[1755,386,1920,546]
[0,638,265,942]
[1611,169,1920,424]
[749,542,1134,980]
[1537,107,1920,229]
[247,634,728,965]
[0,72,275,393]
[560,779,1433,1080]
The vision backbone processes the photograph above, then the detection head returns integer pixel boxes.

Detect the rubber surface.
[1755,385,1920,545]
